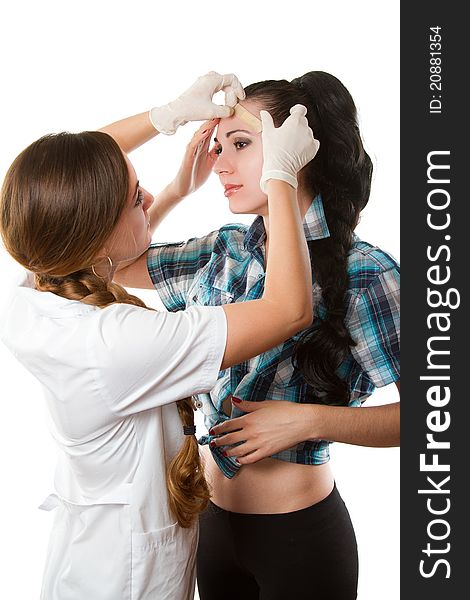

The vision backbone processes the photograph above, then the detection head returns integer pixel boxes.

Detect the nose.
[213,152,234,176]
[143,189,154,211]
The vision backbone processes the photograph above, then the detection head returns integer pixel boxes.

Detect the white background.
[0,1,400,598]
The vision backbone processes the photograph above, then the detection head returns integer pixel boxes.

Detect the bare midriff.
[201,445,335,514]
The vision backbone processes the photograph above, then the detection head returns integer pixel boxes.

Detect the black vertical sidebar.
[401,3,467,598]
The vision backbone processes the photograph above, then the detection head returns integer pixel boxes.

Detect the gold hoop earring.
[91,256,113,280]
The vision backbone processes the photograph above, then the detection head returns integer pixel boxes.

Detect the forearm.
[99,111,158,154]
[306,401,400,447]
[263,180,312,325]
[148,183,184,235]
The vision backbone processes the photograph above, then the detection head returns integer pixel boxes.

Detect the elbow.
[297,292,313,331]
[294,312,314,335]
[262,295,313,338]
[286,304,313,337]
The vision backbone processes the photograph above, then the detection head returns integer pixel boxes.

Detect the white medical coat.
[0,276,227,599]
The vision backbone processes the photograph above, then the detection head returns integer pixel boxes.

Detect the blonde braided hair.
[1,131,210,528]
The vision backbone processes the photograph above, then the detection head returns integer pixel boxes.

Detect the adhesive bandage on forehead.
[233,104,263,133]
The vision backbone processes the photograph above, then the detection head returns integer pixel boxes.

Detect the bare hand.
[168,119,219,199]
[209,398,314,465]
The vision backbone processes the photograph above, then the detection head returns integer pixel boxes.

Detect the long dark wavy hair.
[245,72,373,406]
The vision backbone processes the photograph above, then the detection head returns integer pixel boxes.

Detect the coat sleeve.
[88,303,227,417]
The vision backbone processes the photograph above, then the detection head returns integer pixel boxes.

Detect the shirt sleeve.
[88,303,227,417]
[147,230,220,312]
[348,266,400,388]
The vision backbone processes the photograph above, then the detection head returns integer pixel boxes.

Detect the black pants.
[197,484,358,600]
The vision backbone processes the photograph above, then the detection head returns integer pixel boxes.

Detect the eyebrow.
[213,129,254,143]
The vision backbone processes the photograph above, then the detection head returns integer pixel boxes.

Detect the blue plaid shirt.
[147,196,400,478]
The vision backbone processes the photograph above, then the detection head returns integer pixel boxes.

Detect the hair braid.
[167,399,211,528]
[245,71,373,405]
[35,271,148,308]
[295,203,356,405]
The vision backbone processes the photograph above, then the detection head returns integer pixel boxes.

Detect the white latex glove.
[259,104,320,193]
[150,71,245,135]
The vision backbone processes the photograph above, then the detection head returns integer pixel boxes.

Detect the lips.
[224,184,243,197]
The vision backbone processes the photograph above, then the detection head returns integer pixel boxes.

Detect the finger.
[205,118,220,133]
[236,449,267,465]
[197,124,218,149]
[197,118,218,132]
[259,110,274,131]
[208,145,219,161]
[200,132,213,154]
[222,441,257,458]
[224,88,237,108]
[289,103,308,117]
[205,70,224,93]
[194,118,218,137]
[221,73,245,102]
[202,136,218,163]
[232,398,265,412]
[210,430,246,447]
[187,133,205,155]
[189,119,218,149]
[210,419,244,436]
[201,140,217,167]
[204,151,218,171]
[211,104,233,118]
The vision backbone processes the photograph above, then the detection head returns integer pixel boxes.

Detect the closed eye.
[134,189,144,207]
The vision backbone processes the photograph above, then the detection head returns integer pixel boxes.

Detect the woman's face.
[212,101,269,216]
[106,155,154,264]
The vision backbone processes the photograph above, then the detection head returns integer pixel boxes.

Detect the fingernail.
[209,428,214,435]
[222,451,227,457]
[232,397,242,404]
[210,440,216,448]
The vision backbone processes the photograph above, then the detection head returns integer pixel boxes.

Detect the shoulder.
[347,236,400,292]
[218,222,249,236]
[212,223,249,259]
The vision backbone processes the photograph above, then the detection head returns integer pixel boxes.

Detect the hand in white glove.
[150,71,245,135]
[259,104,320,193]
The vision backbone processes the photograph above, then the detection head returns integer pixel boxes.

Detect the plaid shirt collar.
[243,194,331,253]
